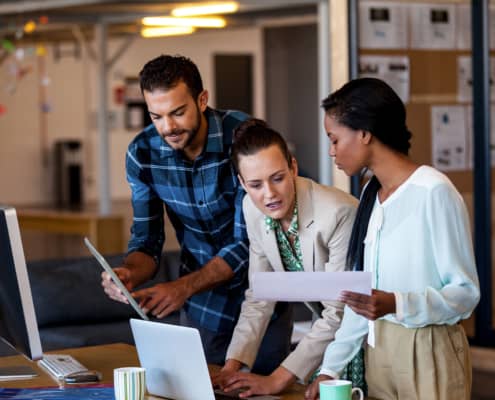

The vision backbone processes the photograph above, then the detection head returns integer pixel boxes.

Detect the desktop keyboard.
[38,354,88,379]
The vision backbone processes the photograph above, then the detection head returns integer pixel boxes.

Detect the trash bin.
[54,140,83,209]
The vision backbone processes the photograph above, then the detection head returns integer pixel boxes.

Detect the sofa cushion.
[28,252,181,328]
[28,254,135,327]
[40,320,136,351]
[40,313,181,351]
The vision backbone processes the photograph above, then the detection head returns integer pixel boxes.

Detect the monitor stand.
[0,338,17,357]
[0,339,38,380]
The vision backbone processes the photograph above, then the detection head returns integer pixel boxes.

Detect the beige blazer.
[226,176,358,381]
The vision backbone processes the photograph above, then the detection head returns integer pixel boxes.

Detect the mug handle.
[352,387,364,400]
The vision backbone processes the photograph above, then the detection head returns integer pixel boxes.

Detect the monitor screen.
[0,206,42,361]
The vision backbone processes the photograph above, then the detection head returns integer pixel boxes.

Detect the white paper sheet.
[456,4,495,50]
[359,55,410,103]
[359,2,408,49]
[456,4,471,50]
[457,56,473,102]
[457,56,495,102]
[410,3,456,49]
[252,271,372,302]
[465,104,495,168]
[431,105,468,171]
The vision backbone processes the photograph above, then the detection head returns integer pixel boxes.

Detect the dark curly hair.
[139,54,204,99]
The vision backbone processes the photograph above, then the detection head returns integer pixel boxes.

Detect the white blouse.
[320,165,480,378]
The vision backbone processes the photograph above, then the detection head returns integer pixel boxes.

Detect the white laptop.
[129,319,279,400]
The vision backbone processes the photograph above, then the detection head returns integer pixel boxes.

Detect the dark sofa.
[26,251,181,352]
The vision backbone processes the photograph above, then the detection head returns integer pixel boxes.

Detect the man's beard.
[162,106,202,150]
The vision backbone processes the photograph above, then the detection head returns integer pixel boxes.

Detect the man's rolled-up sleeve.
[126,148,165,265]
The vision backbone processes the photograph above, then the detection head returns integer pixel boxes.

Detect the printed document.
[252,271,372,302]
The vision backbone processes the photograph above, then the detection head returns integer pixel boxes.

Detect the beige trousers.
[365,320,471,400]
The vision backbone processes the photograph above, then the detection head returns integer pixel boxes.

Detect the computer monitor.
[0,206,42,363]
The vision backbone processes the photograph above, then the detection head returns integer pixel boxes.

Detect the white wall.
[0,26,264,206]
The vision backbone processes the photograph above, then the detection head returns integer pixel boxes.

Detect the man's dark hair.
[139,54,204,99]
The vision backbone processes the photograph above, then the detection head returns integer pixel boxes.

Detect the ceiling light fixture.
[140,26,195,38]
[141,16,226,28]
[171,2,239,17]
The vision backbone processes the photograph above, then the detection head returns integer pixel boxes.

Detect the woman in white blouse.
[306,77,480,400]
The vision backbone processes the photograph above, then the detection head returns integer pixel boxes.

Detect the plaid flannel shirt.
[126,107,249,332]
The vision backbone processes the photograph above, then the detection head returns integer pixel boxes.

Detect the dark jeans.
[180,302,293,375]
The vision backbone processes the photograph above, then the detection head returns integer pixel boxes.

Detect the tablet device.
[83,237,149,321]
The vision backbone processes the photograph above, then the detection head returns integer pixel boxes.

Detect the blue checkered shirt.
[126,107,249,332]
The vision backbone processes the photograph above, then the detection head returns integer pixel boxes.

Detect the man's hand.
[101,251,157,304]
[219,367,295,398]
[132,256,234,319]
[132,279,192,318]
[339,288,396,320]
[211,359,242,388]
[101,267,133,303]
[304,374,332,400]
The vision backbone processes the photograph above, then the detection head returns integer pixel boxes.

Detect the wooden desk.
[0,343,135,389]
[0,343,306,399]
[17,209,125,254]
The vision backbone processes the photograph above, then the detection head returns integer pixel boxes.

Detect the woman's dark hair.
[322,77,412,270]
[231,118,292,175]
[139,54,204,99]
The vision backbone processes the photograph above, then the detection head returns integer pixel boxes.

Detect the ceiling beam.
[0,0,114,14]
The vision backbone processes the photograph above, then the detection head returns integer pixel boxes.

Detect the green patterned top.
[264,201,303,272]
[265,202,367,393]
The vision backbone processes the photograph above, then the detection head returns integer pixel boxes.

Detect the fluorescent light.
[141,16,226,28]
[140,26,195,38]
[171,2,238,17]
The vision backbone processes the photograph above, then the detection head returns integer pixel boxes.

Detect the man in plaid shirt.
[101,54,291,371]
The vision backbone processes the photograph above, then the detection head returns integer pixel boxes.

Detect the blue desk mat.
[0,387,114,399]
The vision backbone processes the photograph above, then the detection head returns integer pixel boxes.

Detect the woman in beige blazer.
[212,119,358,397]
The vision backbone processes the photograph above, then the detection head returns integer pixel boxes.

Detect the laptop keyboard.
[214,391,280,400]
[214,388,242,399]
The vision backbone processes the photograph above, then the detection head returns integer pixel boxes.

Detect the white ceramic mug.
[114,367,146,400]
[319,379,364,400]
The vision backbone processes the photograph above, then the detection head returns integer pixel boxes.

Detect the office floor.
[17,200,495,400]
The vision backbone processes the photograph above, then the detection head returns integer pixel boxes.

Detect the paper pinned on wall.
[457,56,495,103]
[456,4,495,50]
[431,105,468,171]
[409,3,456,50]
[359,2,408,49]
[359,55,410,103]
[252,271,372,302]
[465,104,495,169]
[456,4,471,50]
[457,56,472,102]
